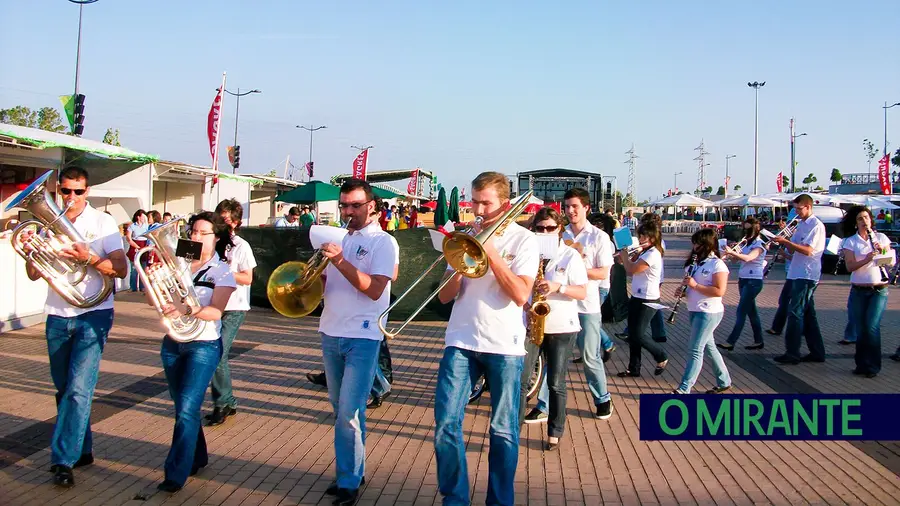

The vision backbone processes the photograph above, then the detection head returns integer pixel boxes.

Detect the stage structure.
[331,168,436,200]
[515,168,619,213]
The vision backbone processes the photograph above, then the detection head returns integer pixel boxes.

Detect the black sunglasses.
[338,200,372,210]
[534,225,558,232]
[59,188,87,196]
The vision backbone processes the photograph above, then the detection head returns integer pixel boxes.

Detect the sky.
[2,1,899,202]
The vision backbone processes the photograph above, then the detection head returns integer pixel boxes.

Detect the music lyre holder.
[175,239,202,262]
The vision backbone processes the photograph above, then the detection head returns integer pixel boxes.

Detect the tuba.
[266,220,350,318]
[526,259,551,346]
[134,218,211,342]
[6,171,113,308]
[378,191,535,339]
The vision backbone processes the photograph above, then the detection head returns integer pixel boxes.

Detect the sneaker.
[595,400,613,420]
[524,408,548,424]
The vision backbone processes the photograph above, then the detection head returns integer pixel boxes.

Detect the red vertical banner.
[878,154,892,195]
[352,149,369,180]
[776,171,783,193]
[407,168,419,195]
[208,88,223,161]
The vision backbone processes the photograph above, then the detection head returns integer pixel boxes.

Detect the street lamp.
[884,101,900,156]
[296,125,327,181]
[69,0,99,136]
[223,88,261,150]
[674,171,683,193]
[789,118,807,193]
[748,81,766,195]
[725,154,736,195]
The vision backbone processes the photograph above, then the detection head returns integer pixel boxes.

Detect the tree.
[1,105,66,133]
[716,186,725,195]
[37,107,66,133]
[863,138,878,174]
[892,148,900,170]
[802,172,818,190]
[265,169,277,177]
[734,184,742,192]
[102,128,121,146]
[830,168,842,183]
[814,185,825,191]
[781,174,790,190]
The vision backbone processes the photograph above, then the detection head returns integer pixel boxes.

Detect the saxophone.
[527,259,551,346]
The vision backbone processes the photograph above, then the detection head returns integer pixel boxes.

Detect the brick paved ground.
[1,235,899,505]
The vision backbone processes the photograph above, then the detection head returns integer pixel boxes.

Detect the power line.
[694,139,710,194]
[624,144,637,207]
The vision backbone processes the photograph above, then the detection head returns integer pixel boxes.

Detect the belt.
[851,284,887,291]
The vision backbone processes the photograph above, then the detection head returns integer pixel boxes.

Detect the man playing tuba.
[14,167,127,488]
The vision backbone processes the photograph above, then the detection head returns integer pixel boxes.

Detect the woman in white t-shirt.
[618,221,669,377]
[520,208,588,450]
[719,217,766,350]
[150,212,236,494]
[840,206,893,377]
[674,228,732,394]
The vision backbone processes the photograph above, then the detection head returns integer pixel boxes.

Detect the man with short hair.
[14,168,128,488]
[162,212,173,223]
[772,194,826,364]
[300,205,315,227]
[434,171,538,506]
[274,207,301,227]
[623,210,638,232]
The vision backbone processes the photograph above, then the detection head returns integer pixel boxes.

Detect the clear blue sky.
[2,1,898,201]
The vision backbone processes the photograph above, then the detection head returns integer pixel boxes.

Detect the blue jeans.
[521,332,576,437]
[849,286,888,374]
[46,309,114,467]
[321,334,381,490]
[620,309,667,339]
[372,364,391,398]
[770,279,793,333]
[434,347,523,506]
[160,336,222,486]
[575,313,611,405]
[843,293,857,343]
[627,297,668,374]
[129,264,142,292]
[210,310,246,408]
[598,288,613,350]
[784,279,825,361]
[727,279,764,345]
[677,312,730,393]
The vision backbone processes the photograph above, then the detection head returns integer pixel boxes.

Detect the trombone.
[377,191,535,339]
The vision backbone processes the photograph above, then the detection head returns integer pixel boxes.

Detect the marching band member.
[766,215,793,336]
[319,179,399,506]
[840,205,892,378]
[771,194,826,365]
[615,212,668,343]
[719,217,766,350]
[673,229,732,393]
[617,221,669,377]
[17,168,127,488]
[205,199,257,426]
[154,212,236,493]
[435,171,538,506]
[520,207,588,451]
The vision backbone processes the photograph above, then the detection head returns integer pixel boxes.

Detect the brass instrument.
[723,237,748,257]
[762,216,800,278]
[615,244,646,262]
[6,171,113,308]
[134,218,211,342]
[266,220,351,318]
[526,259,551,346]
[563,239,584,256]
[377,191,535,339]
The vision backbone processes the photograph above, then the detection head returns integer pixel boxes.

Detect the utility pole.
[789,118,807,193]
[223,88,261,173]
[674,171,683,195]
[884,101,900,156]
[297,124,326,181]
[694,139,709,194]
[748,81,766,195]
[725,154,736,195]
[624,144,638,207]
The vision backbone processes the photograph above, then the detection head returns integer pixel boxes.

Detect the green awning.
[275,180,340,203]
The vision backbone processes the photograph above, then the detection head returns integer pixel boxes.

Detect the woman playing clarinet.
[840,205,893,378]
[673,228,732,394]
[718,217,767,350]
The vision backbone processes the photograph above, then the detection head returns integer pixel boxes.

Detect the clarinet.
[889,260,900,285]
[866,226,890,283]
[667,253,698,324]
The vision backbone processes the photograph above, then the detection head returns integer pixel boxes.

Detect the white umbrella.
[765,192,850,206]
[840,195,900,210]
[716,195,781,207]
[650,194,715,207]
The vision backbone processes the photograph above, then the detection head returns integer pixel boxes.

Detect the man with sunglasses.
[17,168,127,488]
[317,179,399,506]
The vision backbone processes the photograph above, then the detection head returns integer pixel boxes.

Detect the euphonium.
[266,220,351,318]
[378,191,535,339]
[134,218,211,342]
[527,259,551,346]
[6,171,113,308]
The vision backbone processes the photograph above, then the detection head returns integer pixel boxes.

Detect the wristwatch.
[558,285,567,295]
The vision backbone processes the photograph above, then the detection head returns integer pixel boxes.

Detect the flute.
[667,253,699,324]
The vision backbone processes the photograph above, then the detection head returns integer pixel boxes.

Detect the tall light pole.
[674,171,683,193]
[884,102,900,156]
[224,88,261,147]
[725,154,736,195]
[296,125,327,181]
[69,0,99,136]
[789,118,807,193]
[748,81,765,195]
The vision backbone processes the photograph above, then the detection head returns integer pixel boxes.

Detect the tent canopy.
[275,180,340,203]
[650,194,715,207]
[717,195,781,207]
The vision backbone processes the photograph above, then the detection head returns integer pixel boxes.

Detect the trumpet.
[6,171,113,308]
[134,218,211,342]
[526,259,551,346]
[722,237,748,257]
[377,191,535,339]
[667,253,698,324]
[615,244,647,262]
[762,216,800,278]
[266,220,351,318]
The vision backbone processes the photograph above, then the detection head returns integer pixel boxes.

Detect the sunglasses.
[534,225,558,232]
[59,188,87,196]
[338,201,371,210]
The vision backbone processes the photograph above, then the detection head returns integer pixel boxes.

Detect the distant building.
[515,168,615,209]
[828,172,900,195]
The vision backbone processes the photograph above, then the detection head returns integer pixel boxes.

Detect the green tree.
[863,138,878,174]
[802,172,818,190]
[734,184,742,192]
[830,168,842,183]
[814,185,825,191]
[102,128,121,146]
[37,107,66,133]
[892,148,900,170]
[0,105,66,132]
[716,186,725,195]
[782,174,789,190]
[265,169,277,177]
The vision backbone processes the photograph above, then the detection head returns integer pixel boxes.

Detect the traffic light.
[233,145,241,169]
[605,181,613,200]
[73,94,85,136]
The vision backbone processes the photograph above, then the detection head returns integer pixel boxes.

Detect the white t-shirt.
[631,246,663,300]
[224,234,257,312]
[45,204,124,317]
[444,222,539,356]
[562,222,613,314]
[319,221,399,340]
[274,216,299,227]
[185,256,237,341]
[843,232,894,285]
[530,242,588,334]
[737,237,767,280]
[786,215,826,282]
[686,255,729,313]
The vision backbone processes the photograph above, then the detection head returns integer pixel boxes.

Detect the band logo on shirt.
[502,250,516,263]
[356,246,370,260]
